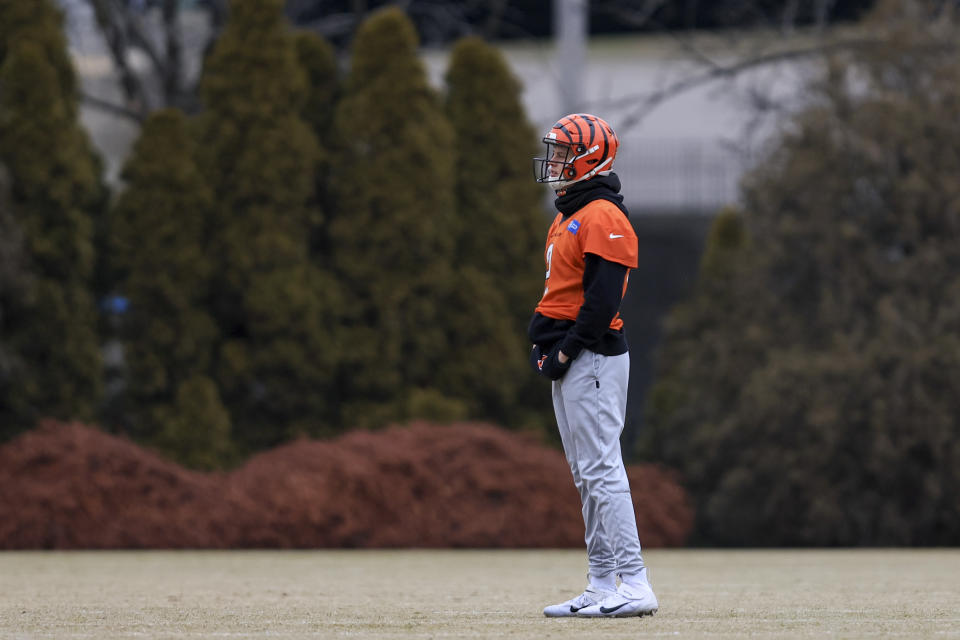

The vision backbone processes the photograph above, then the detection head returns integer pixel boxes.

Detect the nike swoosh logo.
[569,605,584,612]
[609,233,624,239]
[599,602,630,614]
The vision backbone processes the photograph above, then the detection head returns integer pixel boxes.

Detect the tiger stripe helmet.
[533,113,619,193]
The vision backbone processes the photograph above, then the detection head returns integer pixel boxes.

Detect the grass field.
[2,549,958,638]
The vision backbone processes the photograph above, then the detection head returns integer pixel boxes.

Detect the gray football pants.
[552,350,645,580]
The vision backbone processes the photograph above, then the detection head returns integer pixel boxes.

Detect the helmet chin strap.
[552,156,614,193]
[581,156,614,181]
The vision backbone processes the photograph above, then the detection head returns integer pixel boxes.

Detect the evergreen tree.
[0,0,77,105]
[442,36,550,428]
[294,31,339,151]
[293,30,340,260]
[0,164,33,440]
[196,0,341,452]
[644,1,960,545]
[108,109,233,466]
[0,0,104,436]
[641,207,758,469]
[153,375,233,470]
[330,7,460,427]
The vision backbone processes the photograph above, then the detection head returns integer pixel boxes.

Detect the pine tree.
[152,375,233,470]
[644,1,960,545]
[0,0,104,436]
[442,36,550,428]
[0,164,32,440]
[196,0,341,452]
[640,207,764,487]
[108,108,233,466]
[330,7,460,427]
[294,31,339,151]
[0,0,77,105]
[293,30,340,261]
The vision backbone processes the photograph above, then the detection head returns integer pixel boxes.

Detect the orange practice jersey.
[535,199,638,329]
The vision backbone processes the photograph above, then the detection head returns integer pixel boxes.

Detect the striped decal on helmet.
[580,114,596,149]
[596,118,610,166]
[565,116,583,150]
[553,118,573,145]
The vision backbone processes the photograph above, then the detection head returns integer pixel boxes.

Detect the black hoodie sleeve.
[558,253,628,359]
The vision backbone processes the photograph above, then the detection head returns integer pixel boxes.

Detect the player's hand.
[530,344,572,380]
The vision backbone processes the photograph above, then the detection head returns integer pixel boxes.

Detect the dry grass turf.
[2,549,958,638]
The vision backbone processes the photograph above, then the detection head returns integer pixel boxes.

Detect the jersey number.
[543,243,554,296]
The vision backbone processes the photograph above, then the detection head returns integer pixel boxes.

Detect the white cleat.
[543,585,617,617]
[576,581,659,618]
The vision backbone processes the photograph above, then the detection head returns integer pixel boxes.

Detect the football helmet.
[533,113,619,192]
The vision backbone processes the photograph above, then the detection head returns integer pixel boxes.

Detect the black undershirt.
[527,254,629,358]
[528,173,632,359]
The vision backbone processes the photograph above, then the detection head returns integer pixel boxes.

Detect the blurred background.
[1,0,958,548]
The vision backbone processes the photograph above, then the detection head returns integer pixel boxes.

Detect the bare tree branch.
[599,36,893,132]
[161,0,184,108]
[594,0,671,29]
[88,0,151,118]
[79,90,145,124]
[119,4,166,79]
[76,0,227,117]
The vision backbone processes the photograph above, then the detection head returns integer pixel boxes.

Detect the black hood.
[554,173,629,219]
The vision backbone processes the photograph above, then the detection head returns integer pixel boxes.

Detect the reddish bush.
[0,421,693,549]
